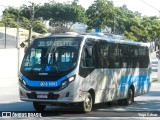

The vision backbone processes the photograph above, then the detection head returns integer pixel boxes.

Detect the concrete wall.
[0,48,24,79]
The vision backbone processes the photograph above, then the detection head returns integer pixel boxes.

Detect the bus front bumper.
[19,83,84,104]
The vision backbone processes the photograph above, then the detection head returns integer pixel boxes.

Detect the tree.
[37,1,86,33]
[21,2,41,45]
[72,0,79,5]
[2,7,19,27]
[86,0,114,31]
[2,5,48,33]
[33,20,47,34]
[0,21,4,27]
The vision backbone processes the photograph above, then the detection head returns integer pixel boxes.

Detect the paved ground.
[0,49,159,119]
[0,79,160,119]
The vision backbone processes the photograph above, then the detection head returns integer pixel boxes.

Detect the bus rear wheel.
[33,102,46,111]
[80,92,93,112]
[125,87,134,105]
[118,87,134,105]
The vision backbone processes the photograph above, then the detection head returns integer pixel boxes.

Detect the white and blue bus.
[19,33,151,112]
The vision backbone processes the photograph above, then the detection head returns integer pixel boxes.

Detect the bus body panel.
[80,67,151,104]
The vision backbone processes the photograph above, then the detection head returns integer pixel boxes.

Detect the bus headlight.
[19,76,27,88]
[60,75,75,90]
[22,80,26,86]
[62,80,68,87]
[69,76,75,82]
[61,80,69,90]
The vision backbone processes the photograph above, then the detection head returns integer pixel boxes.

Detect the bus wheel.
[118,88,134,106]
[81,92,93,112]
[33,102,46,111]
[124,87,134,105]
[118,99,124,105]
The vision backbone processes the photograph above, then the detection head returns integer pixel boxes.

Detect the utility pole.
[16,9,20,77]
[28,2,35,47]
[4,22,6,48]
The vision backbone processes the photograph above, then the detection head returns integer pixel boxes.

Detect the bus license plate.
[37,94,48,98]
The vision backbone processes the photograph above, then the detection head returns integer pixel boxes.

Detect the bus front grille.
[26,75,62,81]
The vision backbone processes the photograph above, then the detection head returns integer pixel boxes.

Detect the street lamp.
[16,8,21,77]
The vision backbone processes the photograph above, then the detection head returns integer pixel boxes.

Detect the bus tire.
[125,87,134,105]
[106,101,112,106]
[118,87,134,106]
[33,102,46,111]
[118,99,124,105]
[80,92,93,112]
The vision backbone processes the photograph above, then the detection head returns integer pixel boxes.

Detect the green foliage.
[32,34,38,38]
[2,7,18,27]
[86,0,114,30]
[44,2,86,23]
[86,29,92,33]
[86,1,160,42]
[0,21,5,27]
[2,1,160,42]
[124,31,137,40]
[37,2,86,33]
[20,17,30,29]
[1,5,47,35]
[33,20,47,34]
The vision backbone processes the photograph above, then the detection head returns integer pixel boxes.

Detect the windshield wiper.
[45,42,55,58]
[47,47,59,73]
[29,64,41,73]
[53,62,59,73]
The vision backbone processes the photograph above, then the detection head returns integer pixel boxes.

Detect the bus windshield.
[21,37,81,73]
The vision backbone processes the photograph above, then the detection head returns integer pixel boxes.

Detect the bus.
[19,32,151,112]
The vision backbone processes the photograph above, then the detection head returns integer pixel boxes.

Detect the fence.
[0,28,17,48]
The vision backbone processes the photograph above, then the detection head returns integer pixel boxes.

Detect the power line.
[139,0,160,13]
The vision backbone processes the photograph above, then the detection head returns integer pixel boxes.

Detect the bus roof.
[80,33,148,47]
[38,32,148,47]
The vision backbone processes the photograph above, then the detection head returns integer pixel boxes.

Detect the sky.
[0,0,160,17]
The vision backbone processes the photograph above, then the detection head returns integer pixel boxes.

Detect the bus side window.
[81,47,94,68]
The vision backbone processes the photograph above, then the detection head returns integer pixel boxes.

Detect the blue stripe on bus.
[22,75,68,88]
[119,75,151,92]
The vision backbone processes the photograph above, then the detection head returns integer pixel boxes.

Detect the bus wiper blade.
[29,64,41,73]
[53,62,59,73]
[45,42,55,58]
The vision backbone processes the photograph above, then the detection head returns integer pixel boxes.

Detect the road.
[0,78,160,119]
[0,51,159,119]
